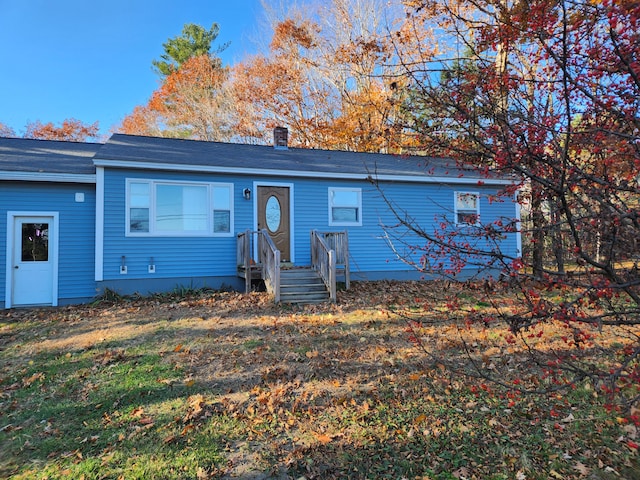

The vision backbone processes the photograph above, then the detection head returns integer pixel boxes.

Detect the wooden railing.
[311,230,336,302]
[237,230,256,293]
[239,229,348,304]
[258,230,281,303]
[312,230,350,290]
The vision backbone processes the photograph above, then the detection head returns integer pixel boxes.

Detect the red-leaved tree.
[384,0,640,410]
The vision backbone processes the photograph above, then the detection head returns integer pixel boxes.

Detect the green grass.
[1,345,229,479]
[1,283,639,479]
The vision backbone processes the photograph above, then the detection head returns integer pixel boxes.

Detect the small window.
[329,188,362,226]
[129,182,150,233]
[455,192,479,225]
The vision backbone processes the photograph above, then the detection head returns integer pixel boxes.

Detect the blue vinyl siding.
[292,178,518,278]
[102,169,251,282]
[101,168,519,287]
[0,181,96,306]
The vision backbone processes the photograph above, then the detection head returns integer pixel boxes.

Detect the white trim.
[124,178,234,237]
[93,159,514,186]
[0,171,95,184]
[328,187,363,227]
[95,167,104,281]
[454,191,481,226]
[5,211,59,308]
[4,215,10,308]
[514,190,522,257]
[254,181,295,263]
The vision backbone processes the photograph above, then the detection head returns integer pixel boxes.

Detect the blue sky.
[0,0,265,137]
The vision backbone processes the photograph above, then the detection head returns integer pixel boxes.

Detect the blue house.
[1,131,520,308]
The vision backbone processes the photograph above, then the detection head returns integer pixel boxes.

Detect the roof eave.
[92,159,516,185]
[0,171,96,184]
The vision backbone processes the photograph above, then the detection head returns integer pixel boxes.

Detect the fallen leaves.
[21,372,44,387]
[2,281,639,479]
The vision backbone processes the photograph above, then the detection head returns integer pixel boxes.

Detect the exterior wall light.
[243,188,251,200]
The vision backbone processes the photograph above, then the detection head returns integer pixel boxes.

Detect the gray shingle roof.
[1,134,510,183]
[0,137,101,175]
[95,134,477,179]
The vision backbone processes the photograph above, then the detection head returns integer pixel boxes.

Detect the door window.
[266,196,282,232]
[21,223,49,262]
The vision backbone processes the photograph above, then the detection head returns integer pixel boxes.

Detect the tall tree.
[384,0,640,407]
[152,23,228,77]
[231,0,421,151]
[120,23,232,141]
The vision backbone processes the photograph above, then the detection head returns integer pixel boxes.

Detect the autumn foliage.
[378,0,640,409]
[0,118,100,142]
[120,55,231,141]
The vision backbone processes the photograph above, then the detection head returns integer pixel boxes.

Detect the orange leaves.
[119,54,231,141]
[24,118,99,142]
[21,371,45,387]
[271,19,319,51]
[314,432,333,445]
[0,122,16,137]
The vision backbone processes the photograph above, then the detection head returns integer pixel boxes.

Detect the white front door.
[10,215,57,306]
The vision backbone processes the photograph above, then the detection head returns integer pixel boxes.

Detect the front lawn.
[1,282,638,479]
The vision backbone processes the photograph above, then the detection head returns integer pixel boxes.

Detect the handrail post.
[244,229,251,293]
[343,230,350,289]
[311,230,315,266]
[274,250,281,303]
[329,249,336,302]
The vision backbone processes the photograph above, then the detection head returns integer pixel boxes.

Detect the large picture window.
[329,187,362,226]
[455,192,480,225]
[126,180,233,236]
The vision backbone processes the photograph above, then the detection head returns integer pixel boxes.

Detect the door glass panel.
[266,196,281,232]
[21,223,49,262]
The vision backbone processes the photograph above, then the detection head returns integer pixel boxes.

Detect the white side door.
[9,215,57,306]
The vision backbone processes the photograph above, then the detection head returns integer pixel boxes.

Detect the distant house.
[1,130,520,308]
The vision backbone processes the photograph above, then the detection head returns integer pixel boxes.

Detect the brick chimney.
[273,127,288,150]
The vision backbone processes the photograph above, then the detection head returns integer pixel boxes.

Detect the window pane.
[332,207,358,223]
[214,210,230,233]
[213,186,230,209]
[130,182,150,208]
[21,223,49,262]
[457,193,477,210]
[130,208,150,232]
[332,189,358,206]
[156,184,207,232]
[265,196,281,232]
[457,212,478,224]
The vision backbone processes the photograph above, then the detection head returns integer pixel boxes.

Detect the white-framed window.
[455,191,480,225]
[329,187,362,226]
[126,179,233,236]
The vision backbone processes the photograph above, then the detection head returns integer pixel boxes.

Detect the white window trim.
[125,179,234,237]
[328,187,362,227]
[454,191,480,226]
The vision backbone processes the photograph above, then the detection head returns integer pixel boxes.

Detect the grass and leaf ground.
[1,281,638,479]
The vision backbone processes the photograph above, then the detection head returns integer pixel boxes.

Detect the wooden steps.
[279,268,330,304]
